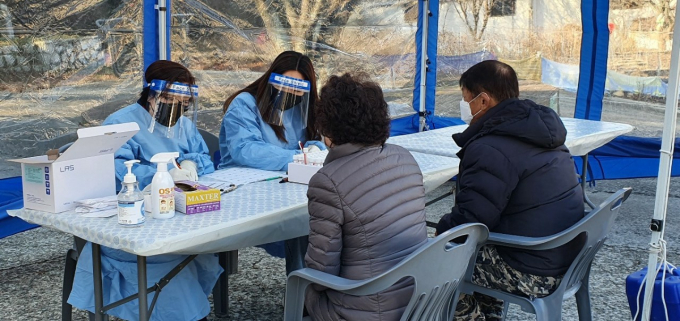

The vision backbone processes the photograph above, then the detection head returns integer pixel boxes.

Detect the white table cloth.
[386,118,634,158]
[8,151,459,256]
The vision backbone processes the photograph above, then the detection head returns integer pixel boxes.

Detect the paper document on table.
[200,181,235,190]
[81,208,118,218]
[200,167,286,186]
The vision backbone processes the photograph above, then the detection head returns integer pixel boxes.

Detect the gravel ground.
[1,177,678,321]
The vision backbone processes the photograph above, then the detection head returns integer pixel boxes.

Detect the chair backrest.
[556,187,632,295]
[198,128,220,167]
[340,223,489,321]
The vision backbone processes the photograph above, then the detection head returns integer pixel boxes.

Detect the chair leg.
[501,300,510,320]
[575,269,593,321]
[61,249,79,321]
[533,297,562,321]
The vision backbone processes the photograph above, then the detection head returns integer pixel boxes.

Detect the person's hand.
[179,160,199,181]
[304,140,327,152]
[307,145,321,153]
[170,167,195,182]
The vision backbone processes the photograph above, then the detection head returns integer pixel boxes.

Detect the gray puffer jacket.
[304,143,428,321]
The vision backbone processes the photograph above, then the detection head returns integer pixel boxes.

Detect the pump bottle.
[117,160,145,226]
[150,152,179,219]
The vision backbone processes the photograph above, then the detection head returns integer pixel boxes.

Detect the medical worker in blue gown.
[68,60,222,321]
[219,51,325,273]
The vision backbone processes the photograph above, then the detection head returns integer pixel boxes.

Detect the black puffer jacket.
[436,98,584,277]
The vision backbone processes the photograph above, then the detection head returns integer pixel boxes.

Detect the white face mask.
[459,93,484,124]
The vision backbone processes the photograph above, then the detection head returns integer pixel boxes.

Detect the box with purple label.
[174,181,221,215]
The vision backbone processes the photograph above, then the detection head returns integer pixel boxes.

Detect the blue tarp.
[437,51,497,76]
[575,136,680,181]
[541,58,668,97]
[0,177,36,239]
[390,114,465,136]
[542,59,581,92]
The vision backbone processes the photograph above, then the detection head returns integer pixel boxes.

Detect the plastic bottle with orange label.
[150,152,179,219]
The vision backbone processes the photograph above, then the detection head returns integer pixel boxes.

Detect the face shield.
[147,80,199,138]
[261,73,310,128]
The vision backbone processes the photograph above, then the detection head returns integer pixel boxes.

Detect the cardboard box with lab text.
[10,122,140,213]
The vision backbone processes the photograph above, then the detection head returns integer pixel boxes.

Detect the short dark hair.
[222,51,319,143]
[459,60,519,102]
[316,73,390,146]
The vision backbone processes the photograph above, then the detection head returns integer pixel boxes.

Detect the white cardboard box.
[287,162,322,185]
[10,122,140,213]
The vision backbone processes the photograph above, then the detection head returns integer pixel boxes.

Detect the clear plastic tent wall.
[0,0,675,179]
[434,0,585,119]
[435,0,672,139]
[0,0,422,179]
[0,0,431,178]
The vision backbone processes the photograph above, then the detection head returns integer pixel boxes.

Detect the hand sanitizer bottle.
[150,152,179,219]
[117,160,145,226]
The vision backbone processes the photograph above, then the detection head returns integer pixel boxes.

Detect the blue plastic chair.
[198,128,220,169]
[458,187,632,321]
[283,223,489,321]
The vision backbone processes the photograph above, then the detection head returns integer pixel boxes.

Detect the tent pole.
[158,0,167,60]
[418,0,429,132]
[641,3,680,320]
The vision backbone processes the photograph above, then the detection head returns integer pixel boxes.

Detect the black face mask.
[154,102,184,127]
[271,88,303,111]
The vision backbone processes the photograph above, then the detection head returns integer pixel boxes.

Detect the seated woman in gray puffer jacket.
[304,73,428,321]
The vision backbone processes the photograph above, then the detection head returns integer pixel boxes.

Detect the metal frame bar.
[90,244,199,320]
[581,155,596,209]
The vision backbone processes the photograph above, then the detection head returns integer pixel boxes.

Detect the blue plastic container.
[626,264,680,321]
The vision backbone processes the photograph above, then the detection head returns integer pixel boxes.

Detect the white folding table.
[8,151,459,321]
[387,118,634,208]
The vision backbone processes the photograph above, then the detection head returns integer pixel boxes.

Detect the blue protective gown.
[219,92,310,259]
[219,92,306,171]
[102,103,215,190]
[68,103,222,321]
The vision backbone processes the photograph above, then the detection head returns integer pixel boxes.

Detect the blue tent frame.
[0,0,628,238]
[141,0,610,126]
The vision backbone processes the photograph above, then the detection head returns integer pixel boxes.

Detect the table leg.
[92,244,105,321]
[213,252,229,317]
[581,155,596,209]
[137,256,148,321]
[227,250,238,275]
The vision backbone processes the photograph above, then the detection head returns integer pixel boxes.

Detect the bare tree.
[448,0,496,41]
[649,0,675,34]
[250,0,354,53]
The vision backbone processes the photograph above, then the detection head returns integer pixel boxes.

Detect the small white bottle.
[117,160,145,226]
[150,152,179,219]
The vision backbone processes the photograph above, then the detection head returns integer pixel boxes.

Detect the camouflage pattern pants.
[454,245,562,321]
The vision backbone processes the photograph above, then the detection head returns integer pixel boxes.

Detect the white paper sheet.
[81,208,118,218]
[200,167,286,186]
